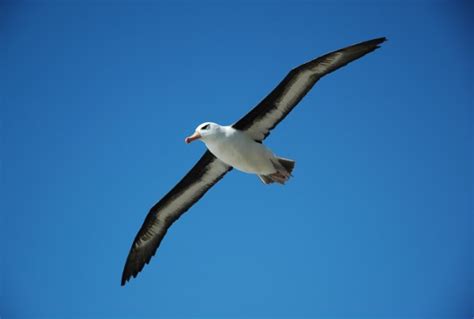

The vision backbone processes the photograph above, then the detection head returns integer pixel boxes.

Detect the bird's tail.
[258,157,295,185]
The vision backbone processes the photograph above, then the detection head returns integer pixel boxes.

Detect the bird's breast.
[204,131,275,175]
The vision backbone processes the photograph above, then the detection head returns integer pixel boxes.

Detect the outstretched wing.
[233,37,386,141]
[121,150,232,285]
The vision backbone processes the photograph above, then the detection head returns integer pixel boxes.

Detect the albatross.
[122,37,386,285]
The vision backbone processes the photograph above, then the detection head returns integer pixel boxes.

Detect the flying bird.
[122,37,386,285]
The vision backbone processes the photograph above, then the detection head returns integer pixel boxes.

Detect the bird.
[121,37,386,285]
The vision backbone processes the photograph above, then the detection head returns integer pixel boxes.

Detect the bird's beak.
[185,131,201,144]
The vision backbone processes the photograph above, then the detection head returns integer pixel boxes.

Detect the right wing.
[121,150,232,285]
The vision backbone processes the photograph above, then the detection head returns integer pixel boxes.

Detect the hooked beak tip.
[185,132,201,144]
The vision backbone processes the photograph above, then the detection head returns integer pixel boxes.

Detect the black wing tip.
[121,260,147,286]
[352,37,387,51]
[121,247,157,286]
[341,36,387,61]
[121,264,136,286]
[373,36,387,43]
[120,255,141,286]
[121,269,141,286]
[367,37,388,50]
[364,36,387,46]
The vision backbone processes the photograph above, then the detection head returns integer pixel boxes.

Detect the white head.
[185,122,221,144]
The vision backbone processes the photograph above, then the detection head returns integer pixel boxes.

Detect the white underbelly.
[205,133,276,175]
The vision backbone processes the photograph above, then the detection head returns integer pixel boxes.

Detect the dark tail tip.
[277,157,295,176]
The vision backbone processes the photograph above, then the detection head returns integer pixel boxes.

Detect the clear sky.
[1,1,472,318]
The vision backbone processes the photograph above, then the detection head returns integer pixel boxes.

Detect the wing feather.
[233,37,386,141]
[121,150,231,285]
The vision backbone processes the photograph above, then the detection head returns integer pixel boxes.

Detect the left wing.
[121,150,232,285]
[233,37,386,141]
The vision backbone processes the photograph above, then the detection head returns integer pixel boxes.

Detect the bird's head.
[185,122,220,144]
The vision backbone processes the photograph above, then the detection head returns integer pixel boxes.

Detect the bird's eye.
[201,124,210,130]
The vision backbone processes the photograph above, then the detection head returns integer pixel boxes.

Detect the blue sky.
[1,1,472,318]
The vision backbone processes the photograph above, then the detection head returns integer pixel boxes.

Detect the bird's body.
[200,125,277,175]
[121,37,387,285]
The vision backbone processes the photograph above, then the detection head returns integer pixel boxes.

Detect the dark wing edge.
[232,37,387,141]
[121,150,232,286]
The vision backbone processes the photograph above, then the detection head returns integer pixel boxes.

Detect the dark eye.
[201,124,210,130]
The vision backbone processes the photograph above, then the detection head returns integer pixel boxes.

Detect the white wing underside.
[122,151,231,285]
[233,38,386,141]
